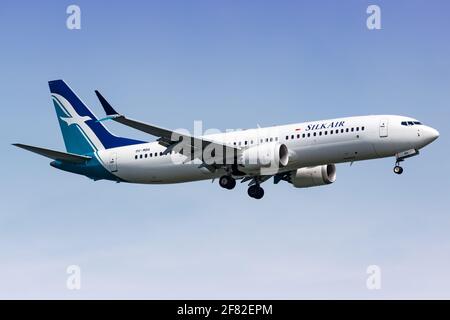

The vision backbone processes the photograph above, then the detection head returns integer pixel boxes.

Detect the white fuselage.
[96,115,439,184]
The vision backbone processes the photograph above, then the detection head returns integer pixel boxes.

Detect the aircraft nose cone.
[429,127,439,141]
[424,126,439,144]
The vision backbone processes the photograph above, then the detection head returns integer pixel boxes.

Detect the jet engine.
[290,164,336,188]
[239,142,289,172]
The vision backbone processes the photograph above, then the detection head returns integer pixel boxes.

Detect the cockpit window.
[401,121,422,126]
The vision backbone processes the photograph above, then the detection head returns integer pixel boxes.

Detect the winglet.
[95,90,119,116]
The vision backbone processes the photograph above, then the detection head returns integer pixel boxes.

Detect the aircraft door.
[379,119,388,138]
[109,152,118,172]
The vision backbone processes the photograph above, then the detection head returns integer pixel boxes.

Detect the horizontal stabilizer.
[13,143,91,164]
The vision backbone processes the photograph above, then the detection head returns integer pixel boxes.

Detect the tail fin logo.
[60,114,92,127]
[52,93,105,151]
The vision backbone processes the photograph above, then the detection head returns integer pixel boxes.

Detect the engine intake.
[290,164,336,188]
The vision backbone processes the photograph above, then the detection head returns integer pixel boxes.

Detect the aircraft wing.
[95,90,239,164]
[13,143,91,164]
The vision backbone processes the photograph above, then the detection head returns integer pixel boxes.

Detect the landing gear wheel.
[393,165,403,175]
[227,178,236,189]
[219,175,236,190]
[254,187,264,199]
[248,185,264,199]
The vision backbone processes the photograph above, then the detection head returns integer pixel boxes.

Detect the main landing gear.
[218,175,265,199]
[219,175,264,199]
[247,185,264,200]
[219,175,236,190]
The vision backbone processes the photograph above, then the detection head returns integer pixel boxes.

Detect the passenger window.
[260,139,263,143]
[245,141,248,145]
[266,138,269,142]
[319,132,322,136]
[341,129,344,133]
[330,130,333,134]
[275,137,278,141]
[145,154,148,158]
[302,133,305,138]
[150,153,153,157]
[139,154,143,159]
[362,126,365,131]
[270,138,273,142]
[160,152,163,156]
[307,133,311,137]
[346,128,349,133]
[238,142,241,146]
[351,128,354,132]
[356,127,359,131]
[233,142,236,145]
[135,155,138,159]
[286,136,289,140]
[313,132,316,137]
[324,131,328,135]
[291,135,294,139]
[251,140,254,144]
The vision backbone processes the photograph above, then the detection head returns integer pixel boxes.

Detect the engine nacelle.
[291,164,336,188]
[239,142,289,172]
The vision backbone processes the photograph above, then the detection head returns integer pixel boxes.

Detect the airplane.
[13,80,439,199]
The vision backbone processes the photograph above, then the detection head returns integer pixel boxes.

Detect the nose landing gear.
[393,159,404,175]
[393,164,403,175]
[392,149,420,175]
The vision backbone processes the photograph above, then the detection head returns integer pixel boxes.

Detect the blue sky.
[0,0,449,299]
